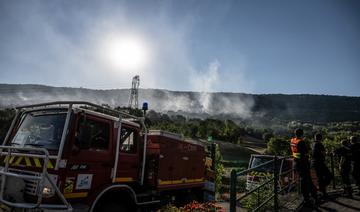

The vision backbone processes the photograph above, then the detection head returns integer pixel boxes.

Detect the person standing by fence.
[290,128,318,206]
[350,136,360,195]
[334,139,353,197]
[311,133,332,198]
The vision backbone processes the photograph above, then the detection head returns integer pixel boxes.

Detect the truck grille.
[24,178,39,195]
[7,168,40,195]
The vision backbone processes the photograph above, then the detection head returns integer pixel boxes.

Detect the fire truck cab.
[0,101,207,211]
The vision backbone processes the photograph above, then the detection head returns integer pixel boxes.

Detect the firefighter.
[350,136,360,195]
[290,128,318,206]
[311,133,332,198]
[334,140,353,197]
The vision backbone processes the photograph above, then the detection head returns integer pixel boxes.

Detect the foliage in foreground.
[157,201,225,212]
[214,144,225,196]
[241,173,273,211]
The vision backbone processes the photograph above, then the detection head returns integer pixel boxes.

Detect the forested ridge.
[1,84,360,156]
[252,94,360,122]
[1,105,360,157]
[1,84,360,123]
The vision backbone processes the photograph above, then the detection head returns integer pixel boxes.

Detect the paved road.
[299,192,360,212]
[219,192,360,212]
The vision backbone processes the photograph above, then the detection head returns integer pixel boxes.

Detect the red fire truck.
[0,101,210,211]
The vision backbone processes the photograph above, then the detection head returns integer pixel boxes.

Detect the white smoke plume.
[136,60,254,118]
[191,61,220,113]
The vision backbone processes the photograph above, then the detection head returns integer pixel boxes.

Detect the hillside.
[1,84,360,123]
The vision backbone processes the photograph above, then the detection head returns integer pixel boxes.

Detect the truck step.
[136,192,160,205]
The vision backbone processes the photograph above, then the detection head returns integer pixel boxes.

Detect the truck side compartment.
[147,131,205,191]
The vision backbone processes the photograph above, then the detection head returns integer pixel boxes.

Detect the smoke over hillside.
[1,84,360,123]
[141,89,254,118]
[0,84,254,118]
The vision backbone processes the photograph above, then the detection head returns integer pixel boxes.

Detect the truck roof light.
[142,102,148,111]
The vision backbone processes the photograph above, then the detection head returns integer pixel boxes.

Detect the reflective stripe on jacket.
[291,138,302,159]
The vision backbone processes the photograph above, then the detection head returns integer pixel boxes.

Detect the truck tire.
[96,201,131,212]
[92,187,137,212]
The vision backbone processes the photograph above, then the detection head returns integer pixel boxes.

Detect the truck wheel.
[96,201,131,212]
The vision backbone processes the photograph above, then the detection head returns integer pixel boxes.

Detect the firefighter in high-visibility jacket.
[311,133,332,198]
[334,139,353,197]
[291,128,318,206]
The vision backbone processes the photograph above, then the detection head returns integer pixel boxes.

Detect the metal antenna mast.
[128,75,140,109]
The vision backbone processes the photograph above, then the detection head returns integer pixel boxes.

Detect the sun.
[102,35,149,71]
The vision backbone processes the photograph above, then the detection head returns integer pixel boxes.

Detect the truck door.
[114,124,140,183]
[64,114,113,198]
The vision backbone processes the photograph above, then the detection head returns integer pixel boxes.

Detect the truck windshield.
[11,111,67,150]
[250,157,273,172]
[250,157,282,173]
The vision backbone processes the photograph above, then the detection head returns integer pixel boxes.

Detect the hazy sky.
[0,0,359,96]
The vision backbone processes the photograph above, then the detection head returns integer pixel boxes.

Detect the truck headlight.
[42,186,54,197]
[42,174,58,198]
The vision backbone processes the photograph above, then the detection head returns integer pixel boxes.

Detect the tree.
[266,137,291,156]
[262,132,273,143]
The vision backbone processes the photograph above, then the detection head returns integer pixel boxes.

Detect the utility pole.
[128,75,140,109]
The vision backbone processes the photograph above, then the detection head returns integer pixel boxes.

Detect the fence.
[229,155,300,212]
[229,153,353,212]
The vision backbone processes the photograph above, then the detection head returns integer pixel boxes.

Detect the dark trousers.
[353,163,360,188]
[340,164,351,187]
[295,160,317,201]
[313,162,332,194]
